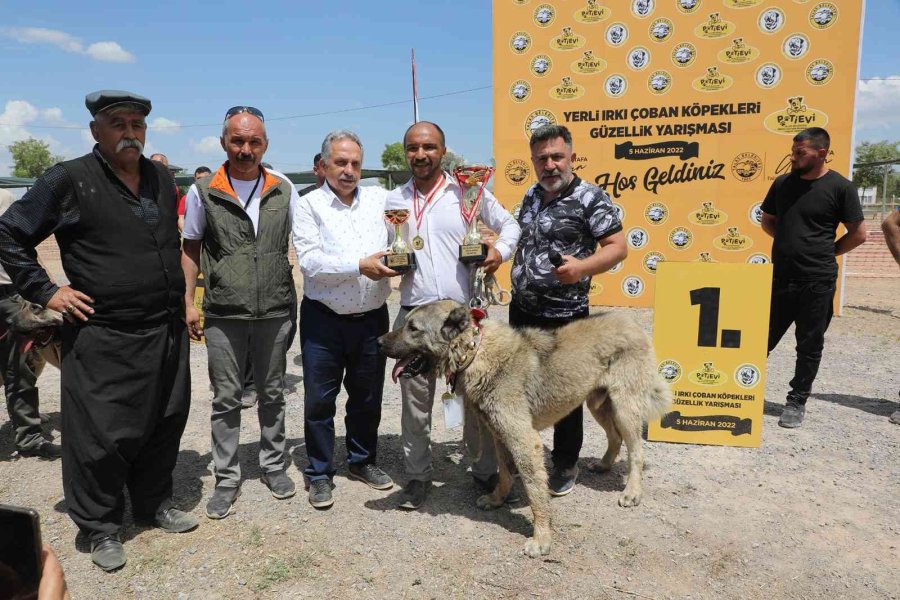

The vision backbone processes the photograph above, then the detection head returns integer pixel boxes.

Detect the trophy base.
[382,252,417,273]
[459,243,488,264]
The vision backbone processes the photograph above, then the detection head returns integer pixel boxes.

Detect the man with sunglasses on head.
[181,105,301,519]
[0,90,197,571]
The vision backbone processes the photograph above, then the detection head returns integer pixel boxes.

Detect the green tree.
[7,138,64,178]
[381,142,406,171]
[441,149,466,172]
[380,141,406,187]
[853,140,900,202]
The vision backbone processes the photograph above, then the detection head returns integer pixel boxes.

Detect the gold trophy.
[382,209,417,272]
[453,165,495,264]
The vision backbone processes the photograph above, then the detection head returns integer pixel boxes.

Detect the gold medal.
[412,235,425,250]
[441,391,454,402]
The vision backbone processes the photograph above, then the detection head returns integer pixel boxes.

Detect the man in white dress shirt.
[182,106,300,519]
[385,121,521,509]
[293,130,399,509]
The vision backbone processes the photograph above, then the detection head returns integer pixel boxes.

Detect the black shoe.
[154,506,199,533]
[778,401,806,428]
[17,441,62,460]
[206,486,241,519]
[91,534,126,571]
[474,474,521,504]
[308,479,334,509]
[547,465,579,497]
[348,464,394,490]
[398,480,431,510]
[261,469,296,499]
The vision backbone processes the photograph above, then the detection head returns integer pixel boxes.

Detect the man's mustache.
[115,138,144,153]
[236,153,255,162]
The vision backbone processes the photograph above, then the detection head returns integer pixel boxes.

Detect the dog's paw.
[591,459,614,473]
[476,494,503,510]
[618,490,642,507]
[523,538,551,558]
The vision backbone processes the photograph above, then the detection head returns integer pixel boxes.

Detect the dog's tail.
[643,374,673,422]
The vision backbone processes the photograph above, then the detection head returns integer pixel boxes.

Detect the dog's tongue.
[391,357,413,384]
[19,339,34,354]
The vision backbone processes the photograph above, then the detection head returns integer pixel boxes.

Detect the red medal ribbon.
[413,173,446,231]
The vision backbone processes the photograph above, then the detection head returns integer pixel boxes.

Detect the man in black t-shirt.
[760,127,867,428]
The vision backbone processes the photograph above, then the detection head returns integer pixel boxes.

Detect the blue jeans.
[300,298,388,481]
[767,278,836,405]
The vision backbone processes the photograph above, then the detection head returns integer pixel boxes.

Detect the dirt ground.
[0,276,897,600]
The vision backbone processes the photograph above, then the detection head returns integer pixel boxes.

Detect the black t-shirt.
[761,170,863,281]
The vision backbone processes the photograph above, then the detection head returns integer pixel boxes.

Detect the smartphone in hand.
[0,504,42,600]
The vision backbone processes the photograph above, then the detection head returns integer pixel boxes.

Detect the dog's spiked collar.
[446,308,487,391]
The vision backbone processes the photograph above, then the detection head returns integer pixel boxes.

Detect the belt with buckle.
[304,298,379,319]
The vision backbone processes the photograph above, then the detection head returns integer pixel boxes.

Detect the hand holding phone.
[548,250,564,268]
[0,504,42,599]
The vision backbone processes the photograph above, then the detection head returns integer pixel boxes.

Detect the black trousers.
[300,298,388,481]
[767,278,835,406]
[0,293,43,451]
[509,302,589,470]
[60,318,190,540]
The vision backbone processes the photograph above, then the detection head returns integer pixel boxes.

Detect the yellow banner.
[493,0,863,307]
[647,262,772,447]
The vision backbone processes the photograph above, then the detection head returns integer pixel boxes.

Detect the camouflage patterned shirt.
[510,176,621,318]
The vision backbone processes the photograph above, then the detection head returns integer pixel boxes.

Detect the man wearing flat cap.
[0,90,197,571]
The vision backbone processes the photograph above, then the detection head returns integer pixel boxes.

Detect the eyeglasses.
[224,106,265,122]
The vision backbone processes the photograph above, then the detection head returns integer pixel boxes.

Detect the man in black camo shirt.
[509,124,627,496]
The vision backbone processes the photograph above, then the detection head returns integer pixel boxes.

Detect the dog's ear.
[441,306,470,341]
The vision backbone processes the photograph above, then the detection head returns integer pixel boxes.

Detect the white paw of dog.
[476,494,502,510]
[618,490,642,507]
[523,538,551,558]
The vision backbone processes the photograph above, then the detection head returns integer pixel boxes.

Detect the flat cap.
[85,90,152,117]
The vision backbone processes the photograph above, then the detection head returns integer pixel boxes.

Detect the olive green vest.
[196,165,295,319]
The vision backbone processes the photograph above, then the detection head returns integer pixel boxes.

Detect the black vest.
[56,154,184,326]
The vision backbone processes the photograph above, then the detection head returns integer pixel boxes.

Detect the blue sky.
[1,0,898,177]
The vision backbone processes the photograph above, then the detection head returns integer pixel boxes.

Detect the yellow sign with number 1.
[648,262,772,448]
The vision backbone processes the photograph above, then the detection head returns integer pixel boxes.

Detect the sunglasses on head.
[224,106,265,122]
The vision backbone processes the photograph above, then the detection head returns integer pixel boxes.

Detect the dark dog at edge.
[0,297,63,382]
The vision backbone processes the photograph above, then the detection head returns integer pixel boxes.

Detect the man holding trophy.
[293,130,399,509]
[385,121,521,509]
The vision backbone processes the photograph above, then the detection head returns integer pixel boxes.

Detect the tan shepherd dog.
[379,300,671,557]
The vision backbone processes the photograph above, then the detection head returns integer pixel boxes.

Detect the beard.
[791,161,813,175]
[537,169,571,194]
[411,159,440,181]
